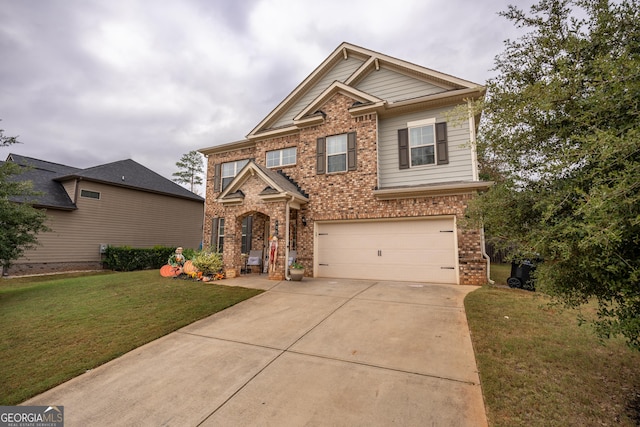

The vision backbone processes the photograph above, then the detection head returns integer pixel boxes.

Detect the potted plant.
[289,262,305,281]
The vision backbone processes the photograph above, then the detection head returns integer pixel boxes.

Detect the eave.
[199,139,256,156]
[373,181,494,200]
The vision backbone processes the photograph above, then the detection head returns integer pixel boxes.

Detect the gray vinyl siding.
[271,56,365,129]
[378,106,475,188]
[15,181,204,264]
[355,66,447,102]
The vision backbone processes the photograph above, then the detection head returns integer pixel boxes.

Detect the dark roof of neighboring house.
[6,154,80,209]
[6,154,203,209]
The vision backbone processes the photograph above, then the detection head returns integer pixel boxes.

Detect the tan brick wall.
[203,93,488,285]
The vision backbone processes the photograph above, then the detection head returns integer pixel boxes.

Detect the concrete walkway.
[25,277,488,426]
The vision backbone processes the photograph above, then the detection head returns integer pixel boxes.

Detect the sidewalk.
[25,276,488,426]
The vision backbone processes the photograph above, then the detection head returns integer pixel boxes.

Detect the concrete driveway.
[25,277,488,426]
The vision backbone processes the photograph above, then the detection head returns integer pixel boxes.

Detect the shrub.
[104,246,176,271]
[192,251,223,276]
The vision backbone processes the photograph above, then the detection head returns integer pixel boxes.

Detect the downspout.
[284,196,293,281]
[481,226,494,285]
[468,99,479,181]
[469,99,491,284]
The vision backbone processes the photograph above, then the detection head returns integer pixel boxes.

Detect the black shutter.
[347,132,357,171]
[436,122,449,165]
[211,218,219,251]
[213,163,221,191]
[316,137,326,174]
[398,128,409,169]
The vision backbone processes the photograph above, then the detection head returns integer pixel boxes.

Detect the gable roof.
[6,154,80,209]
[6,154,203,208]
[247,42,485,140]
[217,160,308,208]
[55,159,203,202]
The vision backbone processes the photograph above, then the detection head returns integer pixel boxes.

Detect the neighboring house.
[4,154,204,275]
[199,42,492,285]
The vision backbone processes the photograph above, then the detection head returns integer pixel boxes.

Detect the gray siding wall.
[271,56,365,128]
[355,66,446,102]
[378,106,475,188]
[15,181,204,265]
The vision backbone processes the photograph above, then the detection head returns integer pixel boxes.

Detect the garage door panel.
[318,263,456,283]
[316,219,458,284]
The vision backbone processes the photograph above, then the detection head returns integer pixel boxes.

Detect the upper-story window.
[327,134,347,173]
[316,132,357,175]
[410,124,435,166]
[221,159,249,191]
[266,147,296,168]
[398,119,448,169]
[80,189,100,199]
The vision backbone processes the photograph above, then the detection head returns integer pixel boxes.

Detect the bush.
[103,246,176,271]
[191,251,223,276]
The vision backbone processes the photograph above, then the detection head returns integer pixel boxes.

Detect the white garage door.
[315,218,458,284]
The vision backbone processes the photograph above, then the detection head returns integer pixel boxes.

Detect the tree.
[0,127,49,274]
[473,0,640,348]
[172,151,204,193]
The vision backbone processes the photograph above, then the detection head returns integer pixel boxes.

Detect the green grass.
[465,285,640,426]
[0,271,263,405]
[489,263,511,286]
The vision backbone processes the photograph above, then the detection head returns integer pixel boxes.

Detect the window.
[266,147,296,168]
[220,159,249,191]
[409,125,435,166]
[80,189,100,199]
[327,134,348,173]
[316,132,357,175]
[241,216,252,254]
[216,218,225,253]
[398,120,448,170]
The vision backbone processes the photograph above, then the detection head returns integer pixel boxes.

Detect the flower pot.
[290,268,304,281]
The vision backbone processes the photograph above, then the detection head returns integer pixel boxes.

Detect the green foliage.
[191,250,223,276]
[473,0,640,348]
[172,150,204,193]
[103,246,176,271]
[0,127,49,271]
[182,247,198,260]
[0,125,19,147]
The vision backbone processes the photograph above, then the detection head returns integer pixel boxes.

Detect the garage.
[315,217,458,284]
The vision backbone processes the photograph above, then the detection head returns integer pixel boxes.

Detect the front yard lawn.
[0,270,262,405]
[466,284,640,426]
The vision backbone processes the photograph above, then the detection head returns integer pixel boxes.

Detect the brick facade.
[203,93,488,285]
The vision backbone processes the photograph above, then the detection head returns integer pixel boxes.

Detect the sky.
[0,0,534,194]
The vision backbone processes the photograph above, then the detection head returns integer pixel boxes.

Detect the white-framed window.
[80,189,100,199]
[408,118,436,167]
[221,159,249,191]
[266,147,296,168]
[326,134,348,173]
[216,218,225,253]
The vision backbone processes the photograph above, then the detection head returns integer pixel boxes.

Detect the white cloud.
[0,0,534,191]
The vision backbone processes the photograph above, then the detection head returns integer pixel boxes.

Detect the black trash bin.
[507,258,538,291]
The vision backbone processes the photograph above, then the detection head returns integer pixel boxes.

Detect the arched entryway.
[236,211,271,274]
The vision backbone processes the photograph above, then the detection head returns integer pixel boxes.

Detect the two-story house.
[199,42,491,285]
